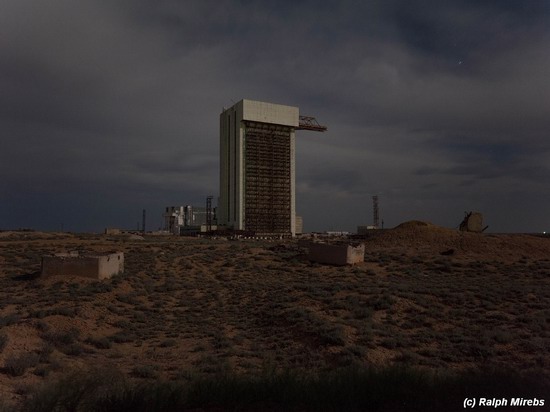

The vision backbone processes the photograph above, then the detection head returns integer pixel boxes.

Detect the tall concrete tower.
[219,99,298,236]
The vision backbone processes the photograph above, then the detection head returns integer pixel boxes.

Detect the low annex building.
[41,251,124,280]
[306,242,365,266]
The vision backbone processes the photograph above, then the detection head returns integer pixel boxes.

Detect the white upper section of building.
[237,99,299,127]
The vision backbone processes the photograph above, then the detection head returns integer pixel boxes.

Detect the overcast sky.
[1,0,549,233]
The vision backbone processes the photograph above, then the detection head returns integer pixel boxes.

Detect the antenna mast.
[372,196,379,228]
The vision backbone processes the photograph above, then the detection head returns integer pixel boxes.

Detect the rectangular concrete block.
[307,243,365,265]
[41,252,124,280]
[240,99,299,127]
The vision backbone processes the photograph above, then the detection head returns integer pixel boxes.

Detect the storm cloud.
[1,0,549,232]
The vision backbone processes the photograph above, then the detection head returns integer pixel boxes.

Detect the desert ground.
[0,222,549,410]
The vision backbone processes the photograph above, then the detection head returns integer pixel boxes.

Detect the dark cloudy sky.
[1,1,549,233]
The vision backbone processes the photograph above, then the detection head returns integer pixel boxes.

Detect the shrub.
[33,320,50,332]
[33,365,51,377]
[82,282,113,294]
[353,306,373,320]
[371,294,395,310]
[21,365,550,412]
[109,332,136,343]
[381,337,398,349]
[0,313,20,327]
[21,367,126,412]
[4,352,40,376]
[85,336,112,349]
[42,327,80,347]
[29,307,79,319]
[159,339,177,348]
[132,364,158,379]
[490,330,513,344]
[37,344,54,363]
[318,324,346,346]
[61,343,86,356]
[0,333,7,353]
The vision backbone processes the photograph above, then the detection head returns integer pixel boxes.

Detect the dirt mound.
[369,221,550,260]
[394,220,433,229]
[370,223,457,254]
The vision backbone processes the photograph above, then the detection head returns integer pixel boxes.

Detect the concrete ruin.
[306,242,365,265]
[41,251,124,280]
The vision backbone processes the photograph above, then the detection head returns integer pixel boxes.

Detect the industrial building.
[218,99,325,237]
[163,205,212,235]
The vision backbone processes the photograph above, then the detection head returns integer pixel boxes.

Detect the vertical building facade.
[163,206,184,234]
[219,99,299,236]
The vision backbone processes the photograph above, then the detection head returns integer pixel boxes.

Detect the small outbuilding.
[306,242,365,266]
[41,251,124,280]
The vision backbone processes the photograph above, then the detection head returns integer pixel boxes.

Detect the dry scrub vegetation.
[0,224,549,410]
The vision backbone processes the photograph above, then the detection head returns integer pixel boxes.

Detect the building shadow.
[11,271,41,281]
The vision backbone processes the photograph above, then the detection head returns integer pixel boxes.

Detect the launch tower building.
[218,99,325,237]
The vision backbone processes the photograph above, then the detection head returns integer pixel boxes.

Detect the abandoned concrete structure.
[307,243,365,265]
[41,251,124,280]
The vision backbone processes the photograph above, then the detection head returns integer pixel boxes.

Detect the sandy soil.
[1,224,549,407]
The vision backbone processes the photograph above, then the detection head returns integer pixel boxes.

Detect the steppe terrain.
[0,222,549,410]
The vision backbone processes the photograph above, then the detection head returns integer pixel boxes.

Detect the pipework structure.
[219,99,325,237]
